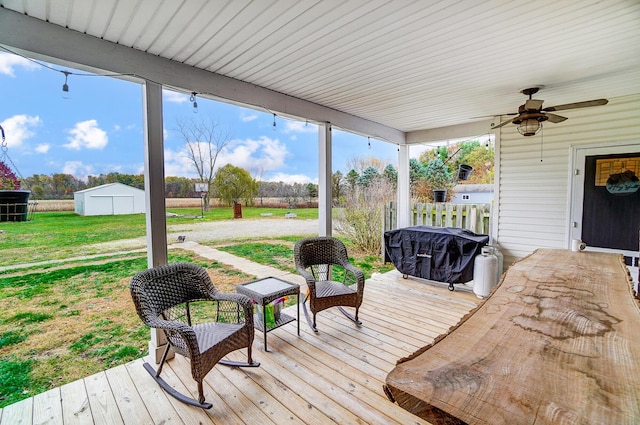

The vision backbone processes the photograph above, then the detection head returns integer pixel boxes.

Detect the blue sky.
[0,50,406,185]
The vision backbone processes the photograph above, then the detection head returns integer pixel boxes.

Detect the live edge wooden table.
[236,277,300,352]
[384,249,640,425]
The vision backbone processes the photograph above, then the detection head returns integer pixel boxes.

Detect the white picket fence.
[384,201,491,234]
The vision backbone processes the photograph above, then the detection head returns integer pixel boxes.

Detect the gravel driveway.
[168,218,320,243]
[89,218,320,252]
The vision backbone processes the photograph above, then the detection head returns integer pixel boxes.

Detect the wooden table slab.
[385,249,640,425]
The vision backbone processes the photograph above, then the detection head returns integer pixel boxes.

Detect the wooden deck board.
[264,329,427,425]
[2,273,477,425]
[0,397,32,425]
[59,379,92,425]
[144,358,222,425]
[83,371,124,425]
[105,364,155,425]
[32,387,62,425]
[123,359,186,425]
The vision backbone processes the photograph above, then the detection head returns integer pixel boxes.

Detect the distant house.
[74,183,145,216]
[451,184,494,204]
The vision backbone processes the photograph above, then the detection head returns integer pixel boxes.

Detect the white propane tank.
[488,244,504,283]
[473,246,498,298]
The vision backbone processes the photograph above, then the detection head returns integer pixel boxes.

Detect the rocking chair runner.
[294,237,365,332]
[129,262,259,409]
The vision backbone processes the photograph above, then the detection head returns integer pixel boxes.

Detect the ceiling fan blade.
[524,99,544,110]
[490,119,513,129]
[543,99,608,112]
[545,113,568,123]
[470,112,518,119]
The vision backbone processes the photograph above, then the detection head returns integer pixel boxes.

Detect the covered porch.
[0,1,638,422]
[0,269,479,424]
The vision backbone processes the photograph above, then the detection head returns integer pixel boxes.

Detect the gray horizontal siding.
[496,93,640,267]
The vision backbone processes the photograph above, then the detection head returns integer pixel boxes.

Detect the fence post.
[469,206,478,233]
[415,203,423,226]
[445,203,454,227]
[455,204,463,228]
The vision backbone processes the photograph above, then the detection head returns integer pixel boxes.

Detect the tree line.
[17,139,492,208]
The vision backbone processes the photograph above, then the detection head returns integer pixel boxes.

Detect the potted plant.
[424,159,455,202]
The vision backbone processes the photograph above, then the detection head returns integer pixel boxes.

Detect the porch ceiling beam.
[0,8,405,145]
[407,120,494,144]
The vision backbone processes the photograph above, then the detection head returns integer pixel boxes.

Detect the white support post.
[142,80,172,363]
[318,123,333,237]
[397,144,411,228]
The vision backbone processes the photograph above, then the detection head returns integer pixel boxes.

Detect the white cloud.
[0,52,39,77]
[35,144,50,153]
[163,136,291,178]
[113,124,121,131]
[62,161,94,181]
[283,120,317,134]
[163,90,188,104]
[164,147,198,178]
[220,136,288,171]
[265,172,317,185]
[241,113,258,122]
[0,115,41,148]
[64,120,108,150]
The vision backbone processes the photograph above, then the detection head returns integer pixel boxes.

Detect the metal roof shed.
[74,183,145,216]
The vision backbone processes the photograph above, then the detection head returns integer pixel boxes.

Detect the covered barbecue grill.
[384,226,489,290]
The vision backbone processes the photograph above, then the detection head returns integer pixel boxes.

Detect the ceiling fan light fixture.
[517,118,542,136]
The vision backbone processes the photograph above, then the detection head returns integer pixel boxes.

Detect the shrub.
[335,177,394,255]
[0,161,20,190]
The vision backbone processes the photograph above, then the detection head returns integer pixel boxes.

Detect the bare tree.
[249,165,265,206]
[177,117,231,211]
[335,174,395,255]
[345,156,387,174]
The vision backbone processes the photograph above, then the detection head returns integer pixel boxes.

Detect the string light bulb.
[190,92,198,113]
[61,71,71,99]
[368,136,371,149]
[273,113,277,130]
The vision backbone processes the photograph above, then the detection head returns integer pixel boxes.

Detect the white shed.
[74,183,145,216]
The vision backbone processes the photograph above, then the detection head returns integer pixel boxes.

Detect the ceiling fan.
[491,87,608,136]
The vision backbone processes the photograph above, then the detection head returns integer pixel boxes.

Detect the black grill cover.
[384,226,489,284]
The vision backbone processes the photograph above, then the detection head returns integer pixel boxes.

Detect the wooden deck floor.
[0,272,479,425]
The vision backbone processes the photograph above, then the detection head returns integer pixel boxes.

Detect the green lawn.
[0,208,318,267]
[0,250,256,408]
[0,206,400,408]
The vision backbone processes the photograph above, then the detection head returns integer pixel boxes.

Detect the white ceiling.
[1,0,639,140]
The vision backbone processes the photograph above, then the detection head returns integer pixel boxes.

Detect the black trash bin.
[0,190,30,222]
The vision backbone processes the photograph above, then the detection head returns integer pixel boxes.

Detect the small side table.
[236,277,300,351]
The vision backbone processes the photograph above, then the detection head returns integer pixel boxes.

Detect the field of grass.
[0,250,253,408]
[0,207,318,267]
[0,207,396,408]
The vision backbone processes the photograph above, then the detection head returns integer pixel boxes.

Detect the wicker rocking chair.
[294,237,365,332]
[129,262,259,409]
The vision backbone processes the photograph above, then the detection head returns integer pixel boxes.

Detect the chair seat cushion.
[315,280,356,298]
[193,322,244,354]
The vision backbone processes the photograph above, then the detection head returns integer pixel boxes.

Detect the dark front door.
[581,152,640,254]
